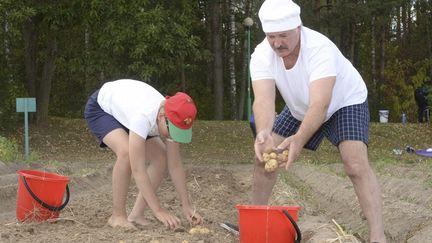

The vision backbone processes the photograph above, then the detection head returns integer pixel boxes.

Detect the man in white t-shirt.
[250,0,386,242]
[84,79,203,229]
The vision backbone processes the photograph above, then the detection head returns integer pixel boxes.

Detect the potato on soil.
[189,226,210,235]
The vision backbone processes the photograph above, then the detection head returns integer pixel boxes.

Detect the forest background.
[0,0,431,129]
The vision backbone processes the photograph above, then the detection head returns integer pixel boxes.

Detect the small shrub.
[0,136,18,162]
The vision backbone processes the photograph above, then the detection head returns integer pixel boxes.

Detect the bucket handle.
[282,210,302,243]
[22,176,70,212]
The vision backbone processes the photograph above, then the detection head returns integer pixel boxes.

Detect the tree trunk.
[379,21,386,90]
[427,11,432,78]
[4,14,11,82]
[396,5,401,41]
[36,35,58,124]
[228,0,237,120]
[371,16,377,105]
[180,56,186,91]
[211,0,224,120]
[23,17,38,98]
[238,0,252,120]
[349,21,355,63]
[203,1,213,93]
[84,27,92,95]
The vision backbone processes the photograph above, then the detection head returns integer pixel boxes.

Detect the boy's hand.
[182,206,203,225]
[154,209,181,229]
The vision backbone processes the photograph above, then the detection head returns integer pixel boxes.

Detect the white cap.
[258,0,302,33]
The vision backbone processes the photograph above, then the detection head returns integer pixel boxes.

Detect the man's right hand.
[154,208,181,229]
[254,129,274,161]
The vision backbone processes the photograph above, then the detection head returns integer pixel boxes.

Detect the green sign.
[16,98,36,112]
[16,98,36,159]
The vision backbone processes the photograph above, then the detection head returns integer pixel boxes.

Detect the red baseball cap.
[164,92,197,143]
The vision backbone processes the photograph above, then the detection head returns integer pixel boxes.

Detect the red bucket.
[236,205,301,243]
[16,170,70,222]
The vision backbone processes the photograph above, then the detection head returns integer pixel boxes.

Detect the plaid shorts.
[272,100,369,150]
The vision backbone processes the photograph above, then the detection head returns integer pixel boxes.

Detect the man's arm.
[252,79,276,160]
[295,76,335,144]
[277,76,335,168]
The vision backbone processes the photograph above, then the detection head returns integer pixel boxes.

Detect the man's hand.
[154,208,181,229]
[276,134,304,170]
[254,129,274,161]
[182,205,203,225]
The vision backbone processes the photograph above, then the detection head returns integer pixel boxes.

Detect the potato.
[265,159,278,172]
[269,152,277,159]
[189,226,210,235]
[262,153,271,162]
[282,150,289,156]
[276,153,285,162]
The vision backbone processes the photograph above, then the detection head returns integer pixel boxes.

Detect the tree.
[211,0,224,120]
[228,0,238,120]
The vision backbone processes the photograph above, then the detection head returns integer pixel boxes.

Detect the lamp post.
[243,17,254,120]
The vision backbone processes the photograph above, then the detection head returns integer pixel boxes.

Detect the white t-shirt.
[97,79,165,139]
[250,26,367,121]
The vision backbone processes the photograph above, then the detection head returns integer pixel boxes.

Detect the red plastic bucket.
[236,205,301,243]
[16,170,70,222]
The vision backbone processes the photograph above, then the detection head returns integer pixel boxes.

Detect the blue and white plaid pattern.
[273,101,369,150]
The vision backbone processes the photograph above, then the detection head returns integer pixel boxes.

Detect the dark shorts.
[272,100,369,150]
[84,89,127,147]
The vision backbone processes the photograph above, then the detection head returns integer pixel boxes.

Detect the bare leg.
[251,159,278,204]
[339,141,386,243]
[251,134,284,204]
[103,129,136,229]
[128,137,168,226]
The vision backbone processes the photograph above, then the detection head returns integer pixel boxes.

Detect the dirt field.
[1,118,432,242]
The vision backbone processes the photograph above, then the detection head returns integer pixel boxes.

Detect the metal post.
[243,17,254,120]
[247,26,252,120]
[24,109,29,159]
[16,98,36,160]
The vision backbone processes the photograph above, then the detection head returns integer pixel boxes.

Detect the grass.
[4,117,432,167]
[0,135,19,162]
[183,120,432,169]
[182,120,256,164]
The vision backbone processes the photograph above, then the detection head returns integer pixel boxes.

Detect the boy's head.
[164,92,197,143]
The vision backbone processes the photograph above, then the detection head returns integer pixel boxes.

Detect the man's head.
[163,92,197,143]
[259,0,302,58]
[259,0,302,33]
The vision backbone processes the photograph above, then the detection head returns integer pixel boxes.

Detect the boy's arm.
[129,131,181,228]
[165,139,203,224]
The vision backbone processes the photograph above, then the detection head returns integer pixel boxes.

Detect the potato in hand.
[264,159,278,172]
[262,149,289,172]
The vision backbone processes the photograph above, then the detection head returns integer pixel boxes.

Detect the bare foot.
[128,215,151,227]
[108,216,137,229]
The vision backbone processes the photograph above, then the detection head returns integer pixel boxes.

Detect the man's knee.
[342,157,370,179]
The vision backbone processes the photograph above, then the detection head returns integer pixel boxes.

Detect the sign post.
[16,98,36,159]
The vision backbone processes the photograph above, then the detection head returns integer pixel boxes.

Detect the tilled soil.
[1,159,432,242]
[0,119,431,242]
